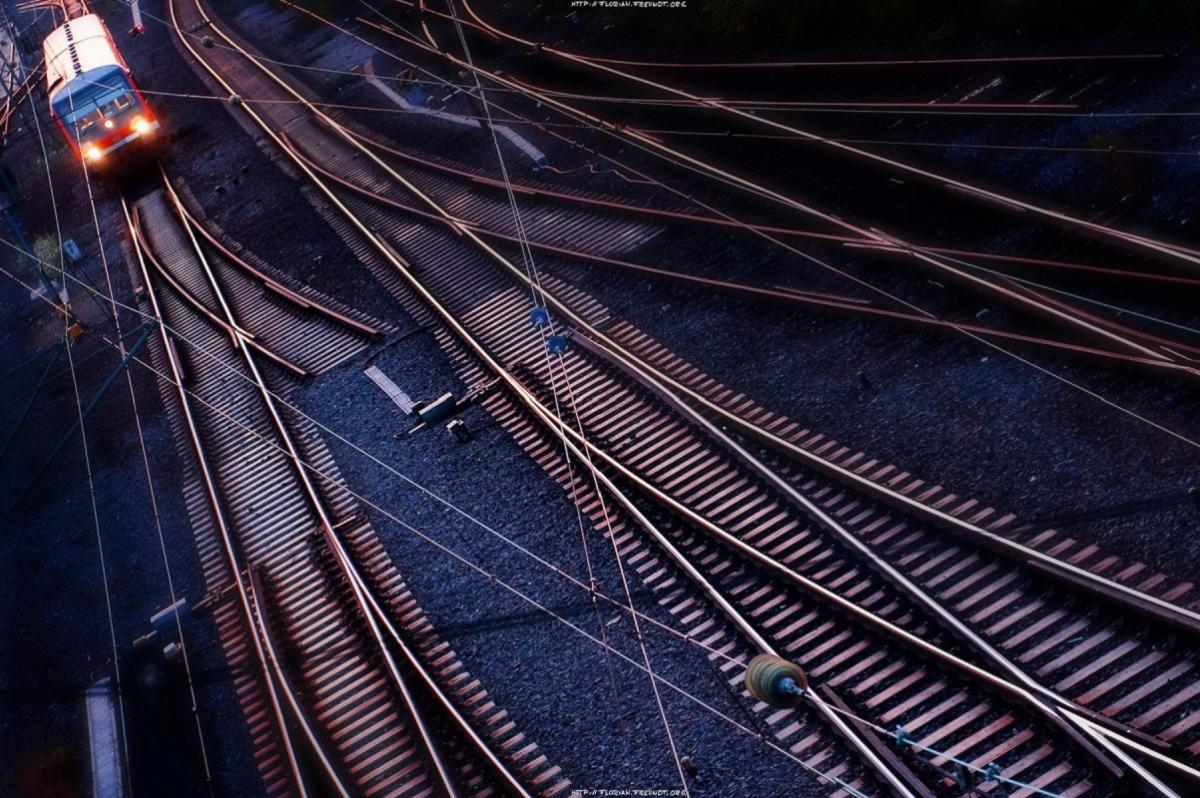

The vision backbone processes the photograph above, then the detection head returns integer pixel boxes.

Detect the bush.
[31,234,61,274]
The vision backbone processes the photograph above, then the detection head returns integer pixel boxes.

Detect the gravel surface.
[0,178,254,795]
[292,325,829,796]
[7,0,1200,795]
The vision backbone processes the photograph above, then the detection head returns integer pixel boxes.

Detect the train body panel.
[43,14,162,174]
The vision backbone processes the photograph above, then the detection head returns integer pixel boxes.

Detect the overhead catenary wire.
[15,18,136,794]
[349,3,1200,452]
[9,9,1190,792]
[14,3,1195,787]
[0,247,881,798]
[21,0,1200,612]
[442,1,692,792]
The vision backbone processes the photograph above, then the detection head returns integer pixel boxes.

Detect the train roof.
[43,14,126,103]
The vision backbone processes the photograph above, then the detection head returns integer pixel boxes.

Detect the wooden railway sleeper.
[122,195,325,798]
[573,331,1189,795]
[160,141,534,795]
[166,7,1133,793]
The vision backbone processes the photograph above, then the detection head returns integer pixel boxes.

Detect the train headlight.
[103,118,114,130]
[84,145,103,162]
[131,116,152,135]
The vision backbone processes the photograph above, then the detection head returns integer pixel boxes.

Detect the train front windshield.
[51,69,137,143]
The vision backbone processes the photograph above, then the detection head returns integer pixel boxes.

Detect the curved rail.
[163,9,544,794]
[357,4,1200,634]
[458,0,1200,274]
[170,198,383,337]
[160,172,526,798]
[172,3,1196,791]
[121,195,340,798]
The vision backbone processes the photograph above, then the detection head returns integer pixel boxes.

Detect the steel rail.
[246,567,353,798]
[282,114,1163,786]
[169,7,936,794]
[459,0,1200,274]
[179,5,1165,790]
[161,18,538,794]
[161,173,469,798]
[169,196,383,337]
[404,12,1196,372]
[871,229,1200,361]
[129,208,310,377]
[120,195,319,798]
[360,9,1200,637]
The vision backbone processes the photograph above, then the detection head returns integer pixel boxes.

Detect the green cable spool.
[744,654,809,708]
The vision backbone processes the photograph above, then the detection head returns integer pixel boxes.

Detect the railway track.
[121,174,568,797]
[280,0,1200,380]
[158,0,1200,794]
[453,0,1199,271]
[393,0,1200,375]
[248,0,1200,631]
[312,120,1194,376]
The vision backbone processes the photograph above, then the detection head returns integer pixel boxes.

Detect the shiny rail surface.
[162,0,1200,793]
[125,174,567,797]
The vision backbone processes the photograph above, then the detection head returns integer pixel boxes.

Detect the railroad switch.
[417,392,457,425]
[447,418,470,443]
[150,598,193,638]
[744,653,808,707]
